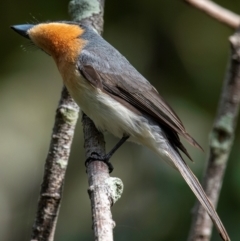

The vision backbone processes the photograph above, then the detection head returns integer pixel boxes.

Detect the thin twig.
[188,28,240,241]
[31,87,79,241]
[184,0,240,28]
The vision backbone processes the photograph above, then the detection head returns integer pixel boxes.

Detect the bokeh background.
[1,0,239,240]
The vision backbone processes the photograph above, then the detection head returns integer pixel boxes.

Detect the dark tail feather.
[162,145,230,241]
[184,132,204,152]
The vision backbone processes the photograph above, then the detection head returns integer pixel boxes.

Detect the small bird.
[11,21,229,241]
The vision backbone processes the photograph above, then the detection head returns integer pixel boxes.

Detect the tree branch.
[84,114,124,241]
[31,87,79,241]
[184,0,240,28]
[69,1,124,240]
[188,28,240,241]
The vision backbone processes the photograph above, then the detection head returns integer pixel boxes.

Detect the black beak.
[11,24,34,39]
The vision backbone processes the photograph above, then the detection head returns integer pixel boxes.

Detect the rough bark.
[31,87,79,241]
[86,161,123,241]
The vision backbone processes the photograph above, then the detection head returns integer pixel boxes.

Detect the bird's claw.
[85,152,114,173]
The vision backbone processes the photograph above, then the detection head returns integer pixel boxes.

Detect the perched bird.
[11,22,229,241]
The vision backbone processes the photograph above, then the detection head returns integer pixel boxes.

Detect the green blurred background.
[1,0,239,240]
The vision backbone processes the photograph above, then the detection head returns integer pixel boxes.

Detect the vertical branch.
[69,1,124,240]
[188,29,240,241]
[83,115,124,241]
[31,87,79,241]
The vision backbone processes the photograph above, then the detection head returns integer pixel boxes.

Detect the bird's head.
[11,22,87,63]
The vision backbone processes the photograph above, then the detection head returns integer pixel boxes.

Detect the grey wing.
[78,48,202,159]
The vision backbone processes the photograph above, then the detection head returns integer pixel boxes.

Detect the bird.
[11,21,230,241]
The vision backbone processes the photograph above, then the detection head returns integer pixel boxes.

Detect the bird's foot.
[85,152,114,173]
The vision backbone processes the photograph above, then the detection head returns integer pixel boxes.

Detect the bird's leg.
[85,135,130,173]
[104,135,130,161]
